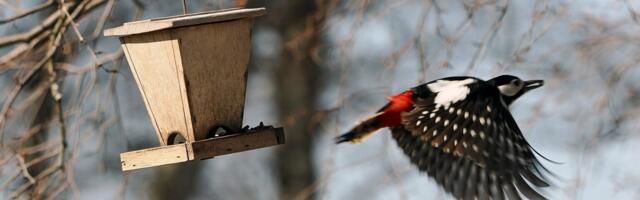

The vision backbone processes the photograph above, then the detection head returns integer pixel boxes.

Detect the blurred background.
[1,0,639,199]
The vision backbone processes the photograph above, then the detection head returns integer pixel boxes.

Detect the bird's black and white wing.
[392,78,551,200]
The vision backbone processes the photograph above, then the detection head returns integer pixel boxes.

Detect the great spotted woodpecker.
[336,75,551,200]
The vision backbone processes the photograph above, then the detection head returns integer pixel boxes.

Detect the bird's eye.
[511,79,522,86]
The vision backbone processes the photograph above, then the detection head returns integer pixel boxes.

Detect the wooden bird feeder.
[104,8,284,171]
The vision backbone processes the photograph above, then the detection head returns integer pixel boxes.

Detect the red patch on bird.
[379,90,414,127]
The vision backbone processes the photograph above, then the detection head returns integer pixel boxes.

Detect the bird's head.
[489,75,544,105]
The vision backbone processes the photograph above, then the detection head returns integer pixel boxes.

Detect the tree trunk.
[256,1,326,199]
[148,162,203,200]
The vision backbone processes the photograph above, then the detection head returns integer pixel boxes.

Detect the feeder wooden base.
[120,127,284,171]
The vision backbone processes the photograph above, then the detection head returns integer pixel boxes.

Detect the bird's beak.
[523,80,544,91]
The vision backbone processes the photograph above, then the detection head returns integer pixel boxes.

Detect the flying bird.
[335,75,552,200]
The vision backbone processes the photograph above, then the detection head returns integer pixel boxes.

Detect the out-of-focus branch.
[0,0,120,198]
[58,0,85,43]
[90,0,117,42]
[465,0,510,74]
[0,0,55,24]
[55,49,124,74]
[16,154,36,184]
[0,1,75,48]
[0,28,51,69]
[0,0,108,140]
[0,0,108,67]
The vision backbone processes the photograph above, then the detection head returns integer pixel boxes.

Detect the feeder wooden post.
[104,8,284,171]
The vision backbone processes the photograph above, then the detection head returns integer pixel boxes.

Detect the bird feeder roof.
[104,8,265,37]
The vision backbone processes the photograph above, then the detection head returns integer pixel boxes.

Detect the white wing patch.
[427,79,476,107]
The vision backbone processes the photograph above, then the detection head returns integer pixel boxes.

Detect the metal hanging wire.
[182,0,188,14]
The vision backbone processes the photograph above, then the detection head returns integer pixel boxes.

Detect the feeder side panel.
[120,39,163,145]
[122,31,193,145]
[174,19,252,140]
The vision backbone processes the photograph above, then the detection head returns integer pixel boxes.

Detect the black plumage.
[336,75,552,200]
[395,76,550,200]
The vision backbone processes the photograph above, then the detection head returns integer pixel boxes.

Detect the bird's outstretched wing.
[394,81,551,200]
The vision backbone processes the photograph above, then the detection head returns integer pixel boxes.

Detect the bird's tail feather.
[335,113,383,144]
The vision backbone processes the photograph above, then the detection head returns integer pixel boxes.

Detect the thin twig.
[16,154,36,184]
[0,0,107,144]
[0,1,75,48]
[58,0,85,43]
[0,0,55,24]
[464,0,511,74]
